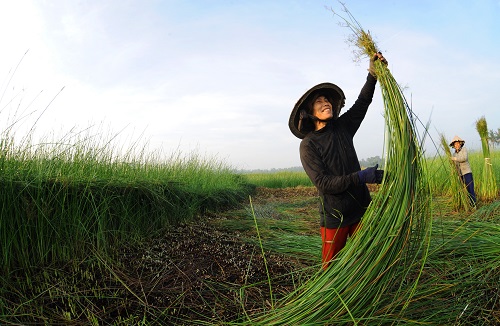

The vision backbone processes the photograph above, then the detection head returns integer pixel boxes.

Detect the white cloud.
[1,1,499,170]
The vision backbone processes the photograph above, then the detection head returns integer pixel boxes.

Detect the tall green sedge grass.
[475,116,498,202]
[243,171,313,188]
[241,6,433,324]
[426,152,451,197]
[0,126,254,275]
[427,149,500,197]
[439,133,474,212]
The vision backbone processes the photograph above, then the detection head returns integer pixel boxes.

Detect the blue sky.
[1,0,499,170]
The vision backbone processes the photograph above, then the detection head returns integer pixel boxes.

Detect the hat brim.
[449,136,465,147]
[449,140,465,147]
[289,83,345,139]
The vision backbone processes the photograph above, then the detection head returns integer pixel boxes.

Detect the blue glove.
[358,164,379,184]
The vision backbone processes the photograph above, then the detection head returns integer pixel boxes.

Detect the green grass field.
[1,126,499,324]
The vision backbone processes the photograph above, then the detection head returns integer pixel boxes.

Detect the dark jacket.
[299,73,377,228]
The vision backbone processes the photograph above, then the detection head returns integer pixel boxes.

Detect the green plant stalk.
[249,196,275,310]
[475,116,498,202]
[476,116,490,157]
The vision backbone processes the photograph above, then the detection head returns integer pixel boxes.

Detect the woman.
[288,52,386,269]
[450,135,477,206]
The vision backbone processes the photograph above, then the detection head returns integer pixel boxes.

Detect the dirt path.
[118,186,319,324]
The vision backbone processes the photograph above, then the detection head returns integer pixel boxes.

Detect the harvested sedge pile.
[439,133,474,212]
[240,8,433,325]
[476,116,498,202]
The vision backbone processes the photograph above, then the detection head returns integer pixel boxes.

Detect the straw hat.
[289,83,345,139]
[449,135,465,147]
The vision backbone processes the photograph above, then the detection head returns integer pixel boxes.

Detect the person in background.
[288,52,387,270]
[450,135,477,206]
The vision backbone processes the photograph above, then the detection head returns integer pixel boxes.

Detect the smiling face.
[453,141,462,151]
[311,95,333,125]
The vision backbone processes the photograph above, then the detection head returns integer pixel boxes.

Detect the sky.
[1,0,499,170]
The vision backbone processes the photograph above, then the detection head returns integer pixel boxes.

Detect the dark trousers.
[461,172,477,205]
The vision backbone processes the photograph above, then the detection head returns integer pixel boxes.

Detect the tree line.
[239,155,385,174]
[489,128,500,147]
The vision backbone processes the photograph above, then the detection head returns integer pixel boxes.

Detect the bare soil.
[115,186,319,324]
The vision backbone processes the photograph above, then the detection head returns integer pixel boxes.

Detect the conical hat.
[289,83,345,139]
[449,135,465,147]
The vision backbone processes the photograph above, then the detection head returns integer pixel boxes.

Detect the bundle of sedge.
[476,116,498,202]
[244,5,433,325]
[440,133,474,212]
